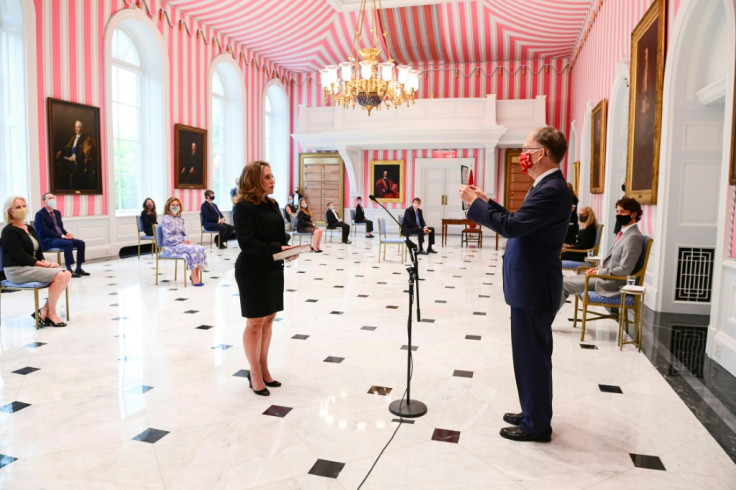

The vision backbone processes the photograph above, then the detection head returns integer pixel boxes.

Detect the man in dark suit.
[354,196,374,238]
[402,197,437,254]
[201,189,235,249]
[34,192,89,278]
[460,126,571,443]
[560,198,644,308]
[325,201,351,244]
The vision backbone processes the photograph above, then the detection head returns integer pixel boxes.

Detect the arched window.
[110,23,164,214]
[264,83,289,205]
[210,62,244,207]
[0,0,30,204]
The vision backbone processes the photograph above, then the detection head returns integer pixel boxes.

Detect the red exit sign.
[432,149,457,159]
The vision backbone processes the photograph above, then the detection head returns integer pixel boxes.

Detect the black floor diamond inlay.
[333,285,344,288]
[473,312,486,316]
[125,385,154,394]
[324,356,344,363]
[386,305,399,309]
[308,459,345,479]
[12,367,40,375]
[629,453,666,471]
[357,294,369,298]
[445,286,455,289]
[0,454,17,469]
[580,344,599,349]
[479,294,490,298]
[367,385,392,395]
[286,289,297,292]
[599,384,623,394]
[184,310,199,314]
[24,342,46,349]
[421,318,435,323]
[465,335,482,341]
[175,298,188,301]
[435,300,447,303]
[263,405,293,418]
[212,344,233,350]
[0,401,31,413]
[400,345,418,351]
[233,369,249,377]
[292,334,310,340]
[432,428,461,443]
[377,281,387,285]
[306,299,318,303]
[361,326,377,331]
[453,370,474,378]
[196,325,213,330]
[132,428,169,444]
[330,311,344,315]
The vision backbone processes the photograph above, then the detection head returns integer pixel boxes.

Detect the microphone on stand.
[369,195,417,250]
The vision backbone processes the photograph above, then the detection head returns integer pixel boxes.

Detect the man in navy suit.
[402,197,437,254]
[460,126,570,442]
[201,189,235,249]
[34,192,89,278]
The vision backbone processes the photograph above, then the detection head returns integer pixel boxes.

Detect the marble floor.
[0,234,735,489]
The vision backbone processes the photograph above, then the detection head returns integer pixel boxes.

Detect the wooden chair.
[562,223,604,271]
[135,216,155,258]
[573,235,653,342]
[461,224,482,247]
[153,224,188,287]
[291,216,313,246]
[0,244,70,330]
[199,213,217,249]
[377,218,406,263]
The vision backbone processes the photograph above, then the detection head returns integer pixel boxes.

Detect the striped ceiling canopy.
[166,0,594,72]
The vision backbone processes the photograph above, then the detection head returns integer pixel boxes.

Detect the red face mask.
[519,149,541,175]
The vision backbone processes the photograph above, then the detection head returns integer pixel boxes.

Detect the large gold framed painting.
[590,99,607,194]
[370,160,404,203]
[625,0,666,204]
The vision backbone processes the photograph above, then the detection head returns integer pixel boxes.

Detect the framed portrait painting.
[175,124,207,189]
[47,98,103,195]
[461,164,470,210]
[573,160,580,195]
[590,99,607,194]
[625,0,666,204]
[370,160,404,203]
[731,55,736,185]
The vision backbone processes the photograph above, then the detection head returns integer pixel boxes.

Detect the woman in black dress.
[296,198,323,252]
[140,197,158,236]
[561,205,598,261]
[233,161,300,396]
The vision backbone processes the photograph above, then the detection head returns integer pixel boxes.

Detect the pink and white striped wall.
[34,0,295,217]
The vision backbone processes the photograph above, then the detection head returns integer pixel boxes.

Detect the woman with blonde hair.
[561,205,598,261]
[295,197,323,252]
[160,197,207,286]
[1,196,72,326]
[233,161,300,396]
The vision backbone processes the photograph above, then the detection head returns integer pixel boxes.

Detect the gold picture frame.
[573,160,581,195]
[370,159,404,203]
[590,99,607,194]
[174,123,207,189]
[625,0,666,204]
[730,54,736,184]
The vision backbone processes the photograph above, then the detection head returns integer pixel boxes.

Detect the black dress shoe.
[499,426,551,442]
[75,268,90,276]
[427,248,438,254]
[264,380,281,388]
[70,271,81,278]
[366,235,375,238]
[417,250,428,255]
[343,240,352,244]
[503,412,523,425]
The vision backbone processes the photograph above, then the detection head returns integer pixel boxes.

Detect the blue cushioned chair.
[0,245,70,330]
[562,223,604,270]
[153,224,187,287]
[377,218,405,263]
[573,235,653,342]
[136,216,155,258]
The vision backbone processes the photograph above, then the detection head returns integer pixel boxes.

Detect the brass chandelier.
[319,0,420,115]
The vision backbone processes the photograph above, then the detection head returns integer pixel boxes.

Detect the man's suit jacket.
[468,171,570,313]
[34,208,68,249]
[402,207,426,234]
[201,201,223,229]
[594,225,644,296]
[325,209,341,227]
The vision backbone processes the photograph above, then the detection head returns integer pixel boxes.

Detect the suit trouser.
[328,223,350,242]
[355,219,373,233]
[46,238,85,270]
[404,226,435,249]
[208,223,235,246]
[510,307,554,437]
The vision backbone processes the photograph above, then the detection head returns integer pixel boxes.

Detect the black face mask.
[614,214,632,233]
[578,214,588,223]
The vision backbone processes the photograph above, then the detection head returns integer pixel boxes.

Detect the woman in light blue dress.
[160,197,207,286]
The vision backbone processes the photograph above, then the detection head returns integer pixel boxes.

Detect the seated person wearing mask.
[401,197,437,255]
[354,196,374,238]
[559,198,644,309]
[201,189,235,249]
[561,205,598,261]
[325,201,351,244]
[34,192,89,278]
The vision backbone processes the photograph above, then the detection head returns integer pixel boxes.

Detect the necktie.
[50,211,63,235]
[416,210,421,227]
[615,231,623,243]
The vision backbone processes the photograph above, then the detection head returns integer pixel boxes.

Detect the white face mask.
[301,202,307,208]
[46,198,57,209]
[170,206,181,214]
[329,206,335,211]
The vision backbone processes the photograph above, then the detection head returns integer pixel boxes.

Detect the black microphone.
[369,195,417,250]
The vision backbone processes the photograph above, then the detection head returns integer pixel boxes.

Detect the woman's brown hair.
[298,198,311,217]
[163,197,182,216]
[579,205,597,229]
[142,197,157,216]
[235,160,273,205]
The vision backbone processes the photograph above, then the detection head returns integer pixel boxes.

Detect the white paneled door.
[415,158,473,232]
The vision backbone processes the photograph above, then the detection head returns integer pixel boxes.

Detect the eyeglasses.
[521,147,543,154]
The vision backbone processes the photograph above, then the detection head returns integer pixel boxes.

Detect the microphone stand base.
[389,398,428,418]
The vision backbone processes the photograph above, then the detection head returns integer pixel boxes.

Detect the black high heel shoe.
[44,317,67,328]
[264,380,281,388]
[31,309,47,321]
[245,372,270,396]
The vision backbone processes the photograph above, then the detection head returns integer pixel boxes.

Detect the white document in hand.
[272,244,311,261]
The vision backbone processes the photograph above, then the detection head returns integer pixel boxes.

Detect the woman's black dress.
[561,224,596,261]
[233,198,287,318]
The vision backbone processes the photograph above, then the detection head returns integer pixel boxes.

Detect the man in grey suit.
[560,197,644,308]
